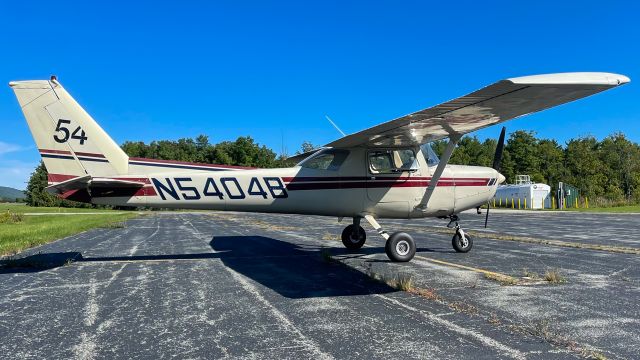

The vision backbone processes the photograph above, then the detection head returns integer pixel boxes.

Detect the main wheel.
[341,224,366,250]
[452,232,473,253]
[385,232,416,262]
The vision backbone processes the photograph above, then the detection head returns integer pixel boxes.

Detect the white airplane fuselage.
[86,147,501,219]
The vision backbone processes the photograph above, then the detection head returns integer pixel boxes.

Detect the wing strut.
[417,135,461,210]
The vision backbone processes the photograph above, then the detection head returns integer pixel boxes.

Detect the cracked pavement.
[1,210,638,359]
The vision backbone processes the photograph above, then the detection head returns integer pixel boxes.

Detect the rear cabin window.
[299,149,350,171]
[368,149,417,174]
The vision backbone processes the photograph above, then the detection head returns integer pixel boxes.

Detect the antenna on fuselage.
[325,115,346,137]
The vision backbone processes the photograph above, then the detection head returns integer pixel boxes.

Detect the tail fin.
[10,78,129,182]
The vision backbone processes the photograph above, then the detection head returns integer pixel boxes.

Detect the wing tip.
[507,72,630,86]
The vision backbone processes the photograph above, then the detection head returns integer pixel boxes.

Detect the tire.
[385,232,416,262]
[452,232,473,253]
[341,224,366,250]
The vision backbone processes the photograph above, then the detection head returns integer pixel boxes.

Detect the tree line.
[432,131,640,204]
[24,131,640,207]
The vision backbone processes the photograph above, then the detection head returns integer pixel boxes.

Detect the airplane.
[9,72,629,262]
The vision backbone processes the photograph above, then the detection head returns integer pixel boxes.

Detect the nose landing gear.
[447,215,473,253]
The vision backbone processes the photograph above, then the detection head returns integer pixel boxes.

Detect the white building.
[494,175,551,209]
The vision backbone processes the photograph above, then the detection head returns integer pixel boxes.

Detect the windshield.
[420,143,440,166]
[298,149,350,171]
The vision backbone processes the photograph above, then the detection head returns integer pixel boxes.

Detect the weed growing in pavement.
[522,268,540,279]
[544,269,566,284]
[488,313,501,325]
[484,272,519,286]
[388,273,414,291]
[362,263,414,291]
[321,233,340,241]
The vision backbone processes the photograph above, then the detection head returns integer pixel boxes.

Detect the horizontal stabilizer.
[45,175,145,195]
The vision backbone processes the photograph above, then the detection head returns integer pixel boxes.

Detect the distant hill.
[0,186,26,202]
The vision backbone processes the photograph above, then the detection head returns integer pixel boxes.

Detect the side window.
[299,149,350,171]
[369,149,417,174]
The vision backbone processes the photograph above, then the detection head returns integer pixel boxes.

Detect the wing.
[325,72,629,148]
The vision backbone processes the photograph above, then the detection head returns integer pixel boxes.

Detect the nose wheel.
[448,215,473,253]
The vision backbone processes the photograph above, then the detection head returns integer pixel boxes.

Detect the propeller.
[485,126,506,228]
[492,126,506,172]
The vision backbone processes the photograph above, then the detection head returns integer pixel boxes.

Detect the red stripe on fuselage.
[285,181,488,191]
[129,157,254,170]
[282,176,489,183]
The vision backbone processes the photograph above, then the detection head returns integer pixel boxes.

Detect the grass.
[0,203,121,214]
[321,232,340,241]
[0,205,137,256]
[387,273,414,291]
[544,269,566,284]
[484,272,519,286]
[522,268,540,280]
[0,210,24,224]
[565,205,640,213]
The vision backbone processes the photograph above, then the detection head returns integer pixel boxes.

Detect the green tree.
[25,162,91,208]
[564,136,607,199]
[599,133,640,200]
[298,141,316,154]
[501,131,542,183]
[537,139,566,193]
[25,162,59,207]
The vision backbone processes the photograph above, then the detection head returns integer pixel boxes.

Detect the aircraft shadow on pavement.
[0,236,398,299]
[0,252,83,274]
[210,236,396,298]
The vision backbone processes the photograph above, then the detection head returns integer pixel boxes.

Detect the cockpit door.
[365,148,423,208]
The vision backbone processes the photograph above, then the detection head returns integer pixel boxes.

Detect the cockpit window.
[299,149,350,171]
[420,143,440,166]
[368,148,417,174]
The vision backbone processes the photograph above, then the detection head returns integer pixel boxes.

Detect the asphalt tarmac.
[1,210,638,359]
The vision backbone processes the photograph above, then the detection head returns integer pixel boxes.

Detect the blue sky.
[0,1,638,189]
